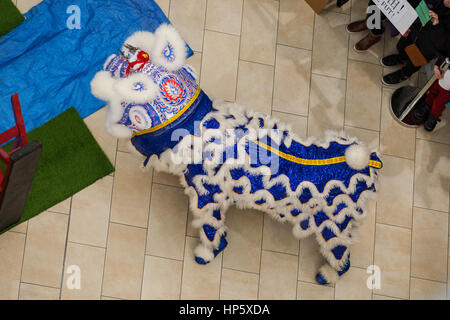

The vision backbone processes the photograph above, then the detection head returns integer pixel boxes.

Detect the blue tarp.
[0,0,192,134]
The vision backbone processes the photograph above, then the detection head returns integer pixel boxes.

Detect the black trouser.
[367,0,386,36]
[396,34,437,77]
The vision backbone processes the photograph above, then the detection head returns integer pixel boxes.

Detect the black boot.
[424,114,439,132]
[412,104,430,123]
[337,0,350,7]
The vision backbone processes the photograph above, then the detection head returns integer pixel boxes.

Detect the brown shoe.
[346,19,368,33]
[354,32,381,52]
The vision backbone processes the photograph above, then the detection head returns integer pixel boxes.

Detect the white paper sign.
[372,0,418,34]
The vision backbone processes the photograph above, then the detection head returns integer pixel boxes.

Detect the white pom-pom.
[345,144,370,170]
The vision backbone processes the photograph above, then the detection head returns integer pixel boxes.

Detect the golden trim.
[132,87,201,137]
[253,140,382,169]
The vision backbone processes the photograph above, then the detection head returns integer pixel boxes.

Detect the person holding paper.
[381,0,450,85]
[347,0,421,52]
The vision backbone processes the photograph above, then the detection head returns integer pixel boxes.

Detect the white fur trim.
[105,122,132,139]
[151,24,187,71]
[123,31,155,55]
[345,144,370,170]
[318,264,339,284]
[194,244,215,263]
[90,71,116,101]
[114,73,158,104]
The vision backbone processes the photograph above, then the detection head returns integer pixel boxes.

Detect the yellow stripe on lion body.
[253,140,381,169]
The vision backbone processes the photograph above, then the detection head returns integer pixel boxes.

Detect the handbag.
[404,29,428,67]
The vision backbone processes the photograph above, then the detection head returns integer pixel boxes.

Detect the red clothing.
[426,81,450,119]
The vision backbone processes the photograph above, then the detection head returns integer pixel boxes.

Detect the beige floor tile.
[262,215,299,255]
[376,155,414,228]
[110,151,153,228]
[298,235,327,283]
[380,88,416,159]
[48,198,71,215]
[187,51,203,79]
[68,176,113,247]
[10,221,28,234]
[200,30,240,101]
[101,296,120,300]
[0,232,26,299]
[410,278,447,300]
[240,0,278,65]
[297,281,335,300]
[222,207,263,274]
[335,267,372,300]
[153,172,183,188]
[414,139,450,213]
[146,184,188,260]
[373,223,411,299]
[348,5,384,66]
[16,0,42,13]
[416,110,450,146]
[411,207,448,282]
[117,139,131,153]
[448,236,450,298]
[328,0,352,14]
[259,250,298,300]
[308,74,346,137]
[185,211,199,239]
[169,0,206,52]
[141,255,182,300]
[236,60,274,115]
[205,0,243,36]
[22,212,68,288]
[102,223,146,300]
[271,111,308,138]
[345,60,383,131]
[181,236,222,299]
[351,200,376,268]
[273,45,311,116]
[19,283,60,300]
[343,126,379,150]
[312,10,350,79]
[278,0,314,50]
[155,0,170,16]
[219,268,259,300]
[84,107,117,166]
[372,294,402,300]
[61,242,105,300]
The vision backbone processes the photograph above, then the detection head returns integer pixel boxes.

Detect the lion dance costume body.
[91,24,383,285]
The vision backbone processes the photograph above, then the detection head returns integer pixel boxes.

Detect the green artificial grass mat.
[0,107,114,234]
[0,0,25,37]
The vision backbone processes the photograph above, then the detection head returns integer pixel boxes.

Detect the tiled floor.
[2,0,450,300]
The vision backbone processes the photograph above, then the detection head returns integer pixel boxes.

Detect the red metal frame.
[0,94,29,194]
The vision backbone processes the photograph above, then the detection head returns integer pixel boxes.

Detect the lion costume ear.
[151,23,187,71]
[122,31,155,56]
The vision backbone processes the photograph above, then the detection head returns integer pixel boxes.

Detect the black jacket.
[415,1,450,63]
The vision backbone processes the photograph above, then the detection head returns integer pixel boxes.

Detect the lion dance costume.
[91,24,383,285]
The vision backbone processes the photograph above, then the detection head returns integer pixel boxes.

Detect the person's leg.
[353,1,384,51]
[347,0,374,33]
[424,83,450,131]
[429,85,450,119]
